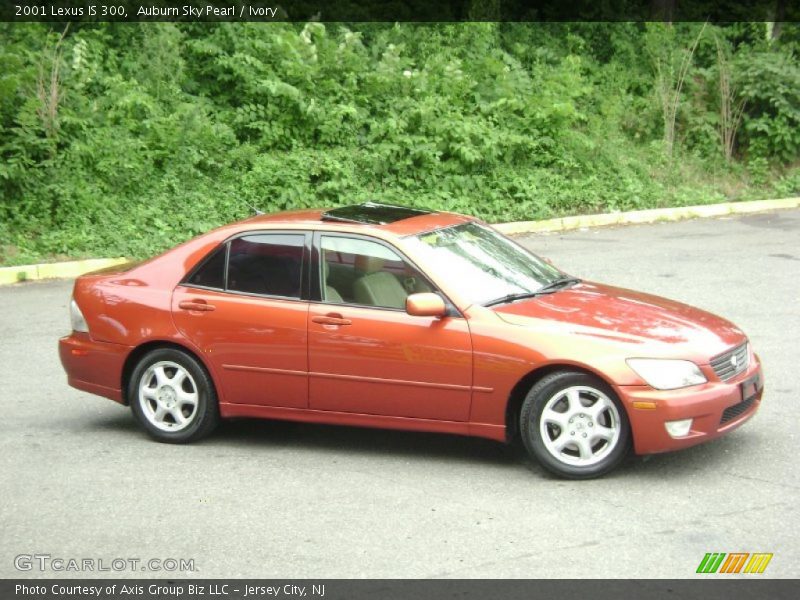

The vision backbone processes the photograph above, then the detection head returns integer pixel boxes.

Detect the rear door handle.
[311,315,352,326]
[178,299,216,312]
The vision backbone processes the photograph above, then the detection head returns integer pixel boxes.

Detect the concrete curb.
[0,257,129,286]
[494,196,800,236]
[1,196,798,285]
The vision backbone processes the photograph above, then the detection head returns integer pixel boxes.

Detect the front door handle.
[178,299,216,312]
[311,314,352,326]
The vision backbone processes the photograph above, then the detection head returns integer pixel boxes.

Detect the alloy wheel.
[138,360,199,432]
[538,385,622,467]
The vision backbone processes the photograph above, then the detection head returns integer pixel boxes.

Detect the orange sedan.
[59,203,764,478]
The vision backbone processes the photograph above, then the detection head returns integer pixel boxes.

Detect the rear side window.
[186,245,226,289]
[227,234,304,298]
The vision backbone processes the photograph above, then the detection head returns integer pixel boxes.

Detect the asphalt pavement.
[1,209,798,579]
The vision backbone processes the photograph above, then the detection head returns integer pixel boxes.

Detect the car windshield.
[405,222,565,307]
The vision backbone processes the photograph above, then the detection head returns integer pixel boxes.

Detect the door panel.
[308,303,472,421]
[172,287,309,408]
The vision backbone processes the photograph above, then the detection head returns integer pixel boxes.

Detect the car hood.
[492,281,745,360]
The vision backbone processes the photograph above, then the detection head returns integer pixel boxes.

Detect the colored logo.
[696,552,773,574]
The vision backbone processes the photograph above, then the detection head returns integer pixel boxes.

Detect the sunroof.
[321,202,433,225]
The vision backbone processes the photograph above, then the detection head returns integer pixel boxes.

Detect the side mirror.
[406,293,447,318]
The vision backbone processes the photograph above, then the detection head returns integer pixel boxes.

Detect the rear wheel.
[520,371,630,479]
[129,348,219,443]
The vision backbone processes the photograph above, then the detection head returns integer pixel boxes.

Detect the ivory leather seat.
[353,256,407,309]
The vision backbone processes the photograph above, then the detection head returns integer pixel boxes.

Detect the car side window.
[320,236,433,309]
[227,234,304,298]
[186,244,226,289]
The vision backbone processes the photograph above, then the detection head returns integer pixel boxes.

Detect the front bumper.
[620,354,764,455]
[59,333,130,403]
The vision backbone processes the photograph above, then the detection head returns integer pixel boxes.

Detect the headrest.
[354,255,385,274]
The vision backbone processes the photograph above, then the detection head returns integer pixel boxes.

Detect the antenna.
[246,202,264,216]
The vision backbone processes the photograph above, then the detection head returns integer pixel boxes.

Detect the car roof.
[239,203,475,237]
[111,203,478,309]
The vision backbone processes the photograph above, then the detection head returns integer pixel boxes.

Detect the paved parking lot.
[1,209,798,579]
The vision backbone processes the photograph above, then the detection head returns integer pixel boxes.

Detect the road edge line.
[2,196,798,285]
[0,257,129,286]
[493,196,800,235]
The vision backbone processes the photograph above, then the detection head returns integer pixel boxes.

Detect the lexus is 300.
[59,203,763,478]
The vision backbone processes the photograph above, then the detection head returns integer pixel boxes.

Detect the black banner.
[2,0,799,23]
[2,580,799,600]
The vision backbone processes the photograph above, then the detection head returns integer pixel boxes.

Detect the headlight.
[70,299,89,333]
[626,358,707,390]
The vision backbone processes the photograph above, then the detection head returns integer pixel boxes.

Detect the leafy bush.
[736,50,800,163]
[0,22,797,265]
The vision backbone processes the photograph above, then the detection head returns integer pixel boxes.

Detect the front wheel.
[129,347,219,443]
[520,371,631,479]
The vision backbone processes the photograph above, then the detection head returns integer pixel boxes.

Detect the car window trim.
[181,241,228,291]
[180,230,312,303]
[311,230,463,318]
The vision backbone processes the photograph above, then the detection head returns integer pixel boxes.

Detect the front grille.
[710,342,749,381]
[721,395,757,425]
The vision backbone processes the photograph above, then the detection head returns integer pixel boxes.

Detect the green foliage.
[736,50,800,162]
[0,21,798,265]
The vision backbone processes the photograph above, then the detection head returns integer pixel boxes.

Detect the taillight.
[70,299,89,333]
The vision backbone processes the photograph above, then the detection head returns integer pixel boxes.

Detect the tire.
[520,371,631,479]
[128,347,219,443]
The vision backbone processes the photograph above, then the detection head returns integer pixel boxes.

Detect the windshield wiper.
[535,276,582,294]
[483,277,582,307]
[484,291,545,307]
